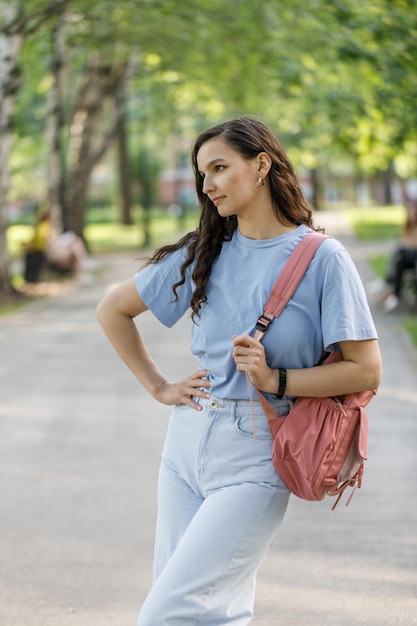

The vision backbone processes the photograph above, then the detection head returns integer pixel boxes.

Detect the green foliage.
[134,147,162,209]
[5,0,417,208]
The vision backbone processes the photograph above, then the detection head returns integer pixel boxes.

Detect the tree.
[46,11,68,229]
[0,0,71,294]
[38,0,274,235]
[3,0,417,298]
[0,2,24,293]
[64,54,135,238]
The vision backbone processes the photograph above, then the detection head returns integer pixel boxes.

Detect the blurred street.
[0,212,416,626]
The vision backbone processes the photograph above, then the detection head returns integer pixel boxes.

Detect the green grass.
[7,209,200,259]
[346,206,395,281]
[403,318,417,349]
[0,299,30,316]
[84,222,144,253]
[368,254,389,279]
[344,206,403,241]
[85,213,197,254]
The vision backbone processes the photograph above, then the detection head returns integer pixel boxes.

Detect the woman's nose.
[202,175,214,195]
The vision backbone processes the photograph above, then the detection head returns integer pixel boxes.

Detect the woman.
[383,198,417,312]
[97,117,381,624]
[24,210,95,284]
[23,212,51,283]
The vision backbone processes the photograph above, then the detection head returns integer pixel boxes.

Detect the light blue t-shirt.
[135,224,377,400]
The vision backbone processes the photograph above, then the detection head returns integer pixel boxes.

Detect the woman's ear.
[257,152,272,178]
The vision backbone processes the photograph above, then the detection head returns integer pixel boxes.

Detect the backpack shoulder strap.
[254,232,331,341]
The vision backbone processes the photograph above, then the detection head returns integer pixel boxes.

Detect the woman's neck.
[237,215,297,240]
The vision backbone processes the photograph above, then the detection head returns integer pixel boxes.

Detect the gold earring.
[258,176,265,186]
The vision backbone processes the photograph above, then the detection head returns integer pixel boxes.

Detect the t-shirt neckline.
[235,224,308,248]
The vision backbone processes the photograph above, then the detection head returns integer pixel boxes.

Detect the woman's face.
[196,136,261,219]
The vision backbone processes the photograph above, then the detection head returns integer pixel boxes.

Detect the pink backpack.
[253,232,377,509]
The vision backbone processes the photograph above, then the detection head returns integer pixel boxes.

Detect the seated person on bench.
[24,211,92,283]
[383,197,417,312]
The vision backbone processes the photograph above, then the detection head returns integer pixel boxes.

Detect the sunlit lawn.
[85,215,197,253]
[7,210,199,258]
[344,205,403,240]
[344,205,399,277]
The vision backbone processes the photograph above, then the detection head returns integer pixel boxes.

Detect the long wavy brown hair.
[145,117,318,320]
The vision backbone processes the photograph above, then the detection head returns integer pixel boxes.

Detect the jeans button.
[209,399,218,408]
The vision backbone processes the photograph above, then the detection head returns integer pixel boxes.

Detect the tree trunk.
[65,55,134,238]
[142,206,151,248]
[380,161,394,206]
[115,80,132,226]
[46,12,68,230]
[66,169,92,238]
[0,0,71,294]
[65,56,110,236]
[0,1,24,294]
[309,168,322,210]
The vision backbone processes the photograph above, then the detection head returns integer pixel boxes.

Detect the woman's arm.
[96,277,211,410]
[232,334,381,397]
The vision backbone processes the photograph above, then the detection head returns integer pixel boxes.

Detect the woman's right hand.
[97,279,212,410]
[155,370,212,410]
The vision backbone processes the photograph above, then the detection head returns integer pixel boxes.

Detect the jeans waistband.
[196,395,291,418]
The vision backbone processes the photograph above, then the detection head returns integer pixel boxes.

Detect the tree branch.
[2,0,73,37]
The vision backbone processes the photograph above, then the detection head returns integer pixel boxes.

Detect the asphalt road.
[0,212,416,625]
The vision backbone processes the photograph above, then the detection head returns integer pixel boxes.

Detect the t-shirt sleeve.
[321,247,378,352]
[134,247,193,327]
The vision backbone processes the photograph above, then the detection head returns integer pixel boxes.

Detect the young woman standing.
[97,117,381,625]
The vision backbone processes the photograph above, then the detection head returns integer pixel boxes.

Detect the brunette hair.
[146,117,317,320]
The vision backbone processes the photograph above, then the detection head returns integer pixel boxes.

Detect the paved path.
[0,213,416,625]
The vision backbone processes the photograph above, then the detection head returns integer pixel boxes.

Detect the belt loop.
[230,399,237,423]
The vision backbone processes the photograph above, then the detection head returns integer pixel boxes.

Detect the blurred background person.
[382,197,417,312]
[23,211,96,284]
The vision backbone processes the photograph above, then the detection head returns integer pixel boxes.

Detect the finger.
[180,388,207,411]
[191,385,212,395]
[185,396,204,411]
[190,370,211,382]
[232,334,251,347]
[233,345,253,361]
[190,376,212,387]
[180,371,212,406]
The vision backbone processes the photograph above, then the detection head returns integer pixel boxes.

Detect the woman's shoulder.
[304,231,356,279]
[310,231,346,257]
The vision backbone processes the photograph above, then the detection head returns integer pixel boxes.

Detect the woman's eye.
[215,165,225,172]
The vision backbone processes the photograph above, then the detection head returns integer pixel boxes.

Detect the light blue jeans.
[137,395,291,625]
